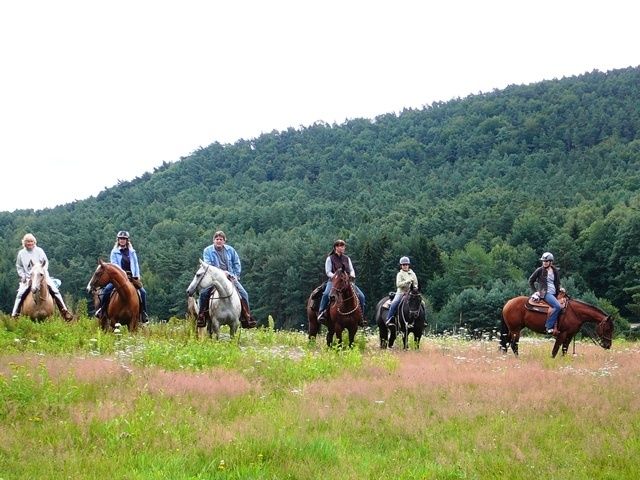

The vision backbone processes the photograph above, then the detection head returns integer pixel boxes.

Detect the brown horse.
[309,268,362,348]
[501,295,614,357]
[87,259,141,332]
[20,260,55,321]
[306,283,324,341]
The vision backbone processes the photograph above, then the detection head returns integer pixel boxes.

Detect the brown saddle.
[525,292,568,314]
[309,283,326,312]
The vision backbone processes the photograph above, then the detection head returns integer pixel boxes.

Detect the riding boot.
[11,296,23,317]
[240,298,257,328]
[53,291,73,321]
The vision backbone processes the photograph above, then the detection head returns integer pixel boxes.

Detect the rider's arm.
[325,257,334,279]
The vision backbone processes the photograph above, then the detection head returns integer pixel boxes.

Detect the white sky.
[1,0,638,212]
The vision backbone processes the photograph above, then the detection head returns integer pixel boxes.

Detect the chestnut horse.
[308,268,362,348]
[20,259,55,321]
[375,283,426,349]
[501,295,614,357]
[87,259,141,332]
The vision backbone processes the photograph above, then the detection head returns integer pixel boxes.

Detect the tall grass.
[1,315,638,479]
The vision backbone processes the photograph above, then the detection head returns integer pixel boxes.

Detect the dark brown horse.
[501,295,613,357]
[87,259,141,332]
[375,283,426,349]
[308,269,362,347]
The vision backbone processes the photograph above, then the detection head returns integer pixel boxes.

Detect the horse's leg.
[402,325,409,350]
[499,318,510,353]
[551,337,562,358]
[510,332,520,356]
[379,322,388,349]
[308,314,319,341]
[388,322,397,348]
[348,326,357,348]
[334,324,344,349]
[326,326,334,348]
[561,334,574,356]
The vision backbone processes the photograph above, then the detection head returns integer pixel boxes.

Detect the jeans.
[199,279,249,314]
[544,293,561,330]
[386,293,404,322]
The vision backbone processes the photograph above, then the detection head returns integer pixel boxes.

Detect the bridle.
[567,300,613,347]
[192,263,234,300]
[398,289,423,326]
[332,273,360,316]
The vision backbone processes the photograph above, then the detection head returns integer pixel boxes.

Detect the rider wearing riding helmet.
[96,230,149,323]
[528,251,561,334]
[385,256,419,326]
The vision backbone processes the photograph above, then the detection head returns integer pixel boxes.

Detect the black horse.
[375,283,426,349]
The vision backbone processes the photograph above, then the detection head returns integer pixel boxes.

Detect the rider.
[385,256,419,326]
[96,230,149,322]
[197,230,257,329]
[317,239,366,324]
[528,251,562,334]
[11,233,73,320]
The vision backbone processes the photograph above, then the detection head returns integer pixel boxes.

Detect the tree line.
[1,66,639,336]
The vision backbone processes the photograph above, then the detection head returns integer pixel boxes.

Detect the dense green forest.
[1,66,639,334]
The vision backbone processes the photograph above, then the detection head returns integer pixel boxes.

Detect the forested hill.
[1,66,640,332]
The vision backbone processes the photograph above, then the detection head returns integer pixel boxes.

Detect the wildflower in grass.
[218,460,225,470]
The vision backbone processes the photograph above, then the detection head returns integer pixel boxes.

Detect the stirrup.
[197,312,207,328]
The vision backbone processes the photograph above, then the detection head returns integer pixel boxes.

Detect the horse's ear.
[28,259,34,268]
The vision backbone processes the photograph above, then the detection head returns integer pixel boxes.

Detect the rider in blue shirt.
[96,230,149,322]
[197,230,257,328]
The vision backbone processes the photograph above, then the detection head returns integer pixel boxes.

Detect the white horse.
[186,259,242,339]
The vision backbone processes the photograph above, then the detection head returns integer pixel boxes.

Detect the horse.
[87,259,141,332]
[375,283,426,349]
[308,268,362,348]
[306,283,324,341]
[20,259,55,321]
[186,259,242,339]
[501,295,614,357]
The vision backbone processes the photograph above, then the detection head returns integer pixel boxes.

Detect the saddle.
[309,282,327,312]
[525,292,568,314]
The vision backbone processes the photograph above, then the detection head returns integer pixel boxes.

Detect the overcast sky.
[1,0,638,212]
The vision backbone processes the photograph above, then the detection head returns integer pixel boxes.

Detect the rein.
[195,264,234,300]
[567,301,612,347]
[399,292,422,326]
[333,279,360,316]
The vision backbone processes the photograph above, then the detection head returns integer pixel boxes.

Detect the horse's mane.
[571,298,610,317]
[102,261,129,280]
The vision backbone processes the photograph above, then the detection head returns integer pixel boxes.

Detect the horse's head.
[86,259,112,292]
[30,259,47,294]
[596,315,614,349]
[406,283,423,319]
[331,268,351,293]
[186,260,211,296]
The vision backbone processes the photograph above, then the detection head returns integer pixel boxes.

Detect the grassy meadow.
[1,314,639,480]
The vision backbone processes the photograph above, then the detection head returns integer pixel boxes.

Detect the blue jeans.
[544,293,561,330]
[199,279,249,313]
[386,293,404,322]
[319,281,365,312]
